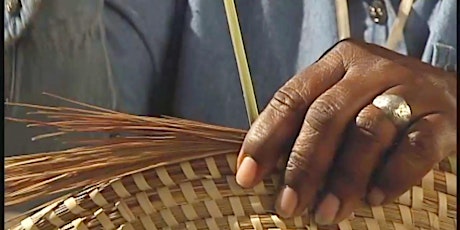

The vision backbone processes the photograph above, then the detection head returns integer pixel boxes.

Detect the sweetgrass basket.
[10,159,458,230]
[4,98,457,230]
[8,0,455,228]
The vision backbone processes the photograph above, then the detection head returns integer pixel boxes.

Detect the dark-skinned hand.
[235,39,457,225]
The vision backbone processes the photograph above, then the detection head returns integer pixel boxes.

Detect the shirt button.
[368,0,388,25]
[6,0,21,16]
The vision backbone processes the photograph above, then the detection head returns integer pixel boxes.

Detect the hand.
[235,39,457,225]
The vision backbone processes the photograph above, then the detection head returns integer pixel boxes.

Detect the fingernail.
[367,187,385,206]
[275,186,298,218]
[315,193,340,225]
[236,157,257,187]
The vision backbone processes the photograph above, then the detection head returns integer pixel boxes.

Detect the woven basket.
[7,0,457,228]
[5,100,457,230]
[7,153,457,230]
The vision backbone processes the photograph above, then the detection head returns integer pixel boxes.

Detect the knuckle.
[355,110,385,143]
[319,51,344,70]
[305,93,343,132]
[356,57,391,75]
[331,39,361,64]
[358,58,415,85]
[407,130,442,163]
[286,150,310,173]
[243,124,267,149]
[269,86,307,114]
[286,150,321,176]
[317,39,360,70]
[285,150,320,184]
[372,58,395,71]
[304,110,328,134]
[334,38,357,52]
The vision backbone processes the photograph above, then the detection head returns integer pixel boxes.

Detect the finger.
[314,84,449,224]
[315,105,397,225]
[277,64,409,218]
[236,50,347,188]
[367,113,456,205]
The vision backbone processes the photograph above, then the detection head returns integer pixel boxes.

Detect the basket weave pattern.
[5,100,456,230]
[12,153,456,230]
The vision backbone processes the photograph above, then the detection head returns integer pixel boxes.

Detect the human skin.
[235,39,457,225]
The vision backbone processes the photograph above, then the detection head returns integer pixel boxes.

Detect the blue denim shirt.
[171,0,457,130]
[4,0,457,156]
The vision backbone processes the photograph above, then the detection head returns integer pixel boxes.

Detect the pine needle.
[6,96,456,207]
[5,97,247,206]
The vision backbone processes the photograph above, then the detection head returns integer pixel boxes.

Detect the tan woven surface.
[5,99,457,230]
[8,153,457,230]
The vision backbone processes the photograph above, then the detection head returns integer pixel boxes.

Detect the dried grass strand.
[5,99,244,206]
[4,96,456,230]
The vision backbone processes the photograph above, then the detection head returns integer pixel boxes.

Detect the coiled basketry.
[5,98,457,230]
[11,159,457,230]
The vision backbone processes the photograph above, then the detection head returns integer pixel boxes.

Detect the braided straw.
[5,96,457,230]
